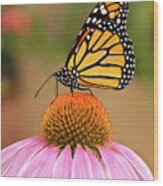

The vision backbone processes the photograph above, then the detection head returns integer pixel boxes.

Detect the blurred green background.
[1,2,154,174]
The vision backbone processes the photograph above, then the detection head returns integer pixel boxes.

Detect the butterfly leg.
[77,87,94,96]
[55,78,59,98]
[70,87,74,95]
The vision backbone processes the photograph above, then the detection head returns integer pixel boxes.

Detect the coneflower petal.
[2,136,41,164]
[71,146,93,178]
[19,145,59,177]
[85,149,105,179]
[3,142,45,176]
[51,146,72,178]
[1,136,44,176]
[99,146,140,180]
[110,142,153,180]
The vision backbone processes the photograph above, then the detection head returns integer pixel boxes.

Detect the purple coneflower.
[2,8,31,36]
[1,93,153,180]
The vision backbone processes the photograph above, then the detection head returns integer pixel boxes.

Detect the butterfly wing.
[65,2,135,90]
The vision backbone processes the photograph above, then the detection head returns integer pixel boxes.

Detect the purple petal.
[85,149,105,179]
[52,146,72,178]
[110,141,153,180]
[71,146,93,178]
[2,136,42,163]
[99,146,140,180]
[20,145,59,178]
[2,142,45,177]
[1,136,44,176]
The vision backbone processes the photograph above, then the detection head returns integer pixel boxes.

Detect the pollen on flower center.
[41,93,112,157]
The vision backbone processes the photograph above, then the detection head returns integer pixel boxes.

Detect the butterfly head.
[34,67,80,98]
[55,67,79,88]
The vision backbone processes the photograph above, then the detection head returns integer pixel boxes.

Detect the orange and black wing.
[65,2,135,90]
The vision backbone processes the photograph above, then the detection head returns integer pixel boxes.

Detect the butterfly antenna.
[34,73,55,98]
[55,78,59,98]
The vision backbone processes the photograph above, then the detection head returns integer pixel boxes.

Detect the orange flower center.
[41,93,112,157]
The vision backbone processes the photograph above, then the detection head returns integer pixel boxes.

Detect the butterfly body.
[35,2,136,98]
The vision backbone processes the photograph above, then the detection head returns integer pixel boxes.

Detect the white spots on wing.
[130,58,133,62]
[86,17,91,24]
[75,47,78,53]
[118,84,122,89]
[99,3,107,15]
[123,42,127,47]
[126,64,129,68]
[79,30,83,36]
[120,25,125,30]
[133,58,136,63]
[101,9,107,15]
[109,25,113,30]
[116,18,121,25]
[98,24,102,28]
[124,37,128,42]
[103,21,106,25]
[100,4,105,10]
[132,71,135,75]
[122,13,126,18]
[92,17,97,23]
[93,7,98,13]
[119,8,123,13]
[86,35,90,40]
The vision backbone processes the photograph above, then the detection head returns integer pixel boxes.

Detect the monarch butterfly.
[35,2,135,98]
